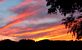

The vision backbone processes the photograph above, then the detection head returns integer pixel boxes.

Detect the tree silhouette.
[46,0,82,40]
[46,0,82,15]
[62,16,82,39]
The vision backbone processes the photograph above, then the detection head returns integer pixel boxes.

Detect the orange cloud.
[9,25,65,36]
[4,24,75,41]
[0,23,76,41]
[0,35,19,41]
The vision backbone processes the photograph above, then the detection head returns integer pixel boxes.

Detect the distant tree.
[46,0,82,40]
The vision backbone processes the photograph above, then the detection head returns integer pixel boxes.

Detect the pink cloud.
[12,0,33,10]
[0,0,4,2]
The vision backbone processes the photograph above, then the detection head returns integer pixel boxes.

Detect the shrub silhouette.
[0,39,17,48]
[17,39,35,48]
[0,39,82,48]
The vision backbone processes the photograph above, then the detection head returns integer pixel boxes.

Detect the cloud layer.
[0,0,75,41]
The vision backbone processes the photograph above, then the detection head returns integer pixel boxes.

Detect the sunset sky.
[0,0,77,41]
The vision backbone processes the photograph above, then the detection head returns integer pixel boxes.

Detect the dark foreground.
[0,39,82,48]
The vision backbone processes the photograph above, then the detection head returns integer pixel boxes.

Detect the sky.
[0,0,77,41]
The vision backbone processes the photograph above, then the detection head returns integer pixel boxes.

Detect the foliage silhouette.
[46,0,82,15]
[62,16,82,39]
[46,0,82,40]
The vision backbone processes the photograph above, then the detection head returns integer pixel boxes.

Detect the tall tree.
[46,0,82,40]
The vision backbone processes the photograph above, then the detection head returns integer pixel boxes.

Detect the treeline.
[0,39,82,48]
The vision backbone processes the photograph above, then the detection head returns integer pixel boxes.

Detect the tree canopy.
[46,0,82,40]
[46,0,82,15]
